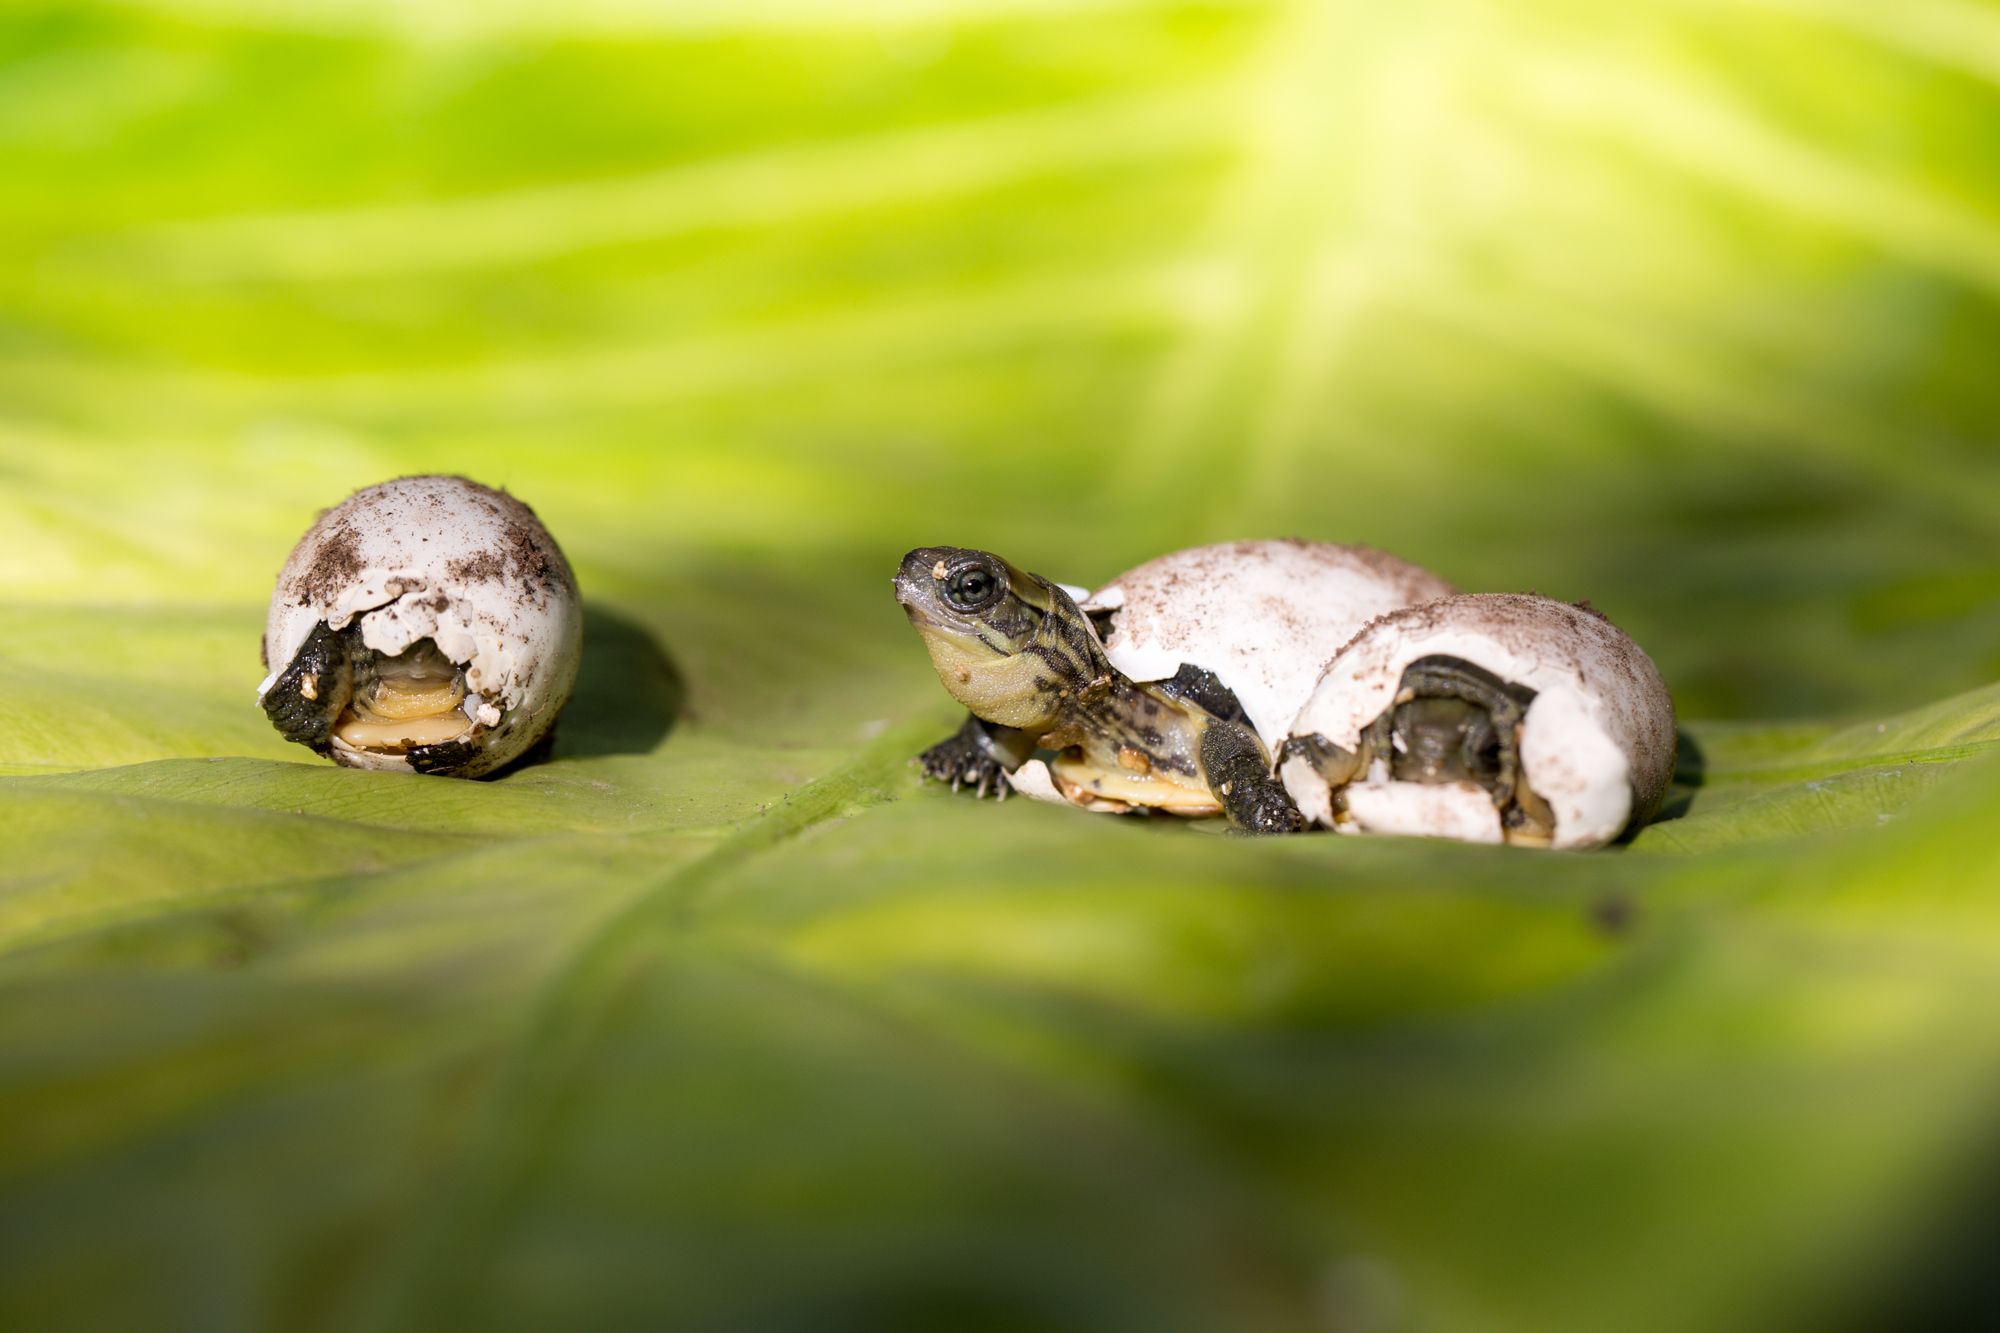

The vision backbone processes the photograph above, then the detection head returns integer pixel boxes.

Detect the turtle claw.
[918,730,1011,801]
[1237,793,1305,836]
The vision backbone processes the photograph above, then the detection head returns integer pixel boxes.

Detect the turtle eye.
[944,563,1003,612]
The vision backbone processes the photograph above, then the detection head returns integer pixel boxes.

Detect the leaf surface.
[4,2,2000,1331]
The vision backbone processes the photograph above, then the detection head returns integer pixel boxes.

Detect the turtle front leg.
[1199,719,1304,834]
[917,714,1038,800]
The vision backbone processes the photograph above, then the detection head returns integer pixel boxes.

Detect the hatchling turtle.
[896,545,1316,834]
[899,539,1455,821]
[258,474,582,778]
[1278,593,1676,848]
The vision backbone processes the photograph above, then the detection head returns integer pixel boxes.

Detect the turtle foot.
[1233,789,1305,836]
[917,728,1012,801]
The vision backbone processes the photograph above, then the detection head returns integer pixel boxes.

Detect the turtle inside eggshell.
[1284,654,1561,846]
[258,475,583,779]
[1280,594,1676,849]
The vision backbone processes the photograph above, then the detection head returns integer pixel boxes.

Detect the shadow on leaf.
[555,603,686,760]
[1646,728,1707,825]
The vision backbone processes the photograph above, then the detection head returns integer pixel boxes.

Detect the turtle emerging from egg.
[258,475,582,778]
[1279,593,1677,848]
[896,546,1307,832]
[895,540,1456,834]
[897,539,1677,849]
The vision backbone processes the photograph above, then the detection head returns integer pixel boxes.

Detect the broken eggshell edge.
[1281,593,1676,849]
[258,474,583,777]
[1002,540,1457,808]
[1080,540,1459,751]
[1006,758,1127,813]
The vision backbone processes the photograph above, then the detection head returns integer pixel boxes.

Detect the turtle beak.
[896,588,939,628]
[894,547,954,625]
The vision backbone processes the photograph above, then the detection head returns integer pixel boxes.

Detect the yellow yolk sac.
[332,640,473,753]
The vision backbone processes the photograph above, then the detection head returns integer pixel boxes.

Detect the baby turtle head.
[896,547,1021,633]
[896,546,1102,730]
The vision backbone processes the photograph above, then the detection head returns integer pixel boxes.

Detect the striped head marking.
[895,546,1101,730]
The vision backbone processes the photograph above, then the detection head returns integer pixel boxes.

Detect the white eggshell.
[1341,781,1505,844]
[261,474,582,777]
[1283,594,1675,849]
[1004,759,1071,805]
[1081,540,1457,750]
[1004,758,1121,813]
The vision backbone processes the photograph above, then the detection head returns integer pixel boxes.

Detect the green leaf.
[4,3,2000,1332]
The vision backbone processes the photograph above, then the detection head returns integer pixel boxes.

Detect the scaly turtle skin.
[895,546,1304,834]
[260,620,357,755]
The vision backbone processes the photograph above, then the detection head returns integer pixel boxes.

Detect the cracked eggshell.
[1281,593,1676,849]
[1007,758,1128,814]
[1079,540,1458,750]
[1342,781,1504,844]
[260,474,582,776]
[1002,759,1079,809]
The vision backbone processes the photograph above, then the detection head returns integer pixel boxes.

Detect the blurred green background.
[4,1,2000,1330]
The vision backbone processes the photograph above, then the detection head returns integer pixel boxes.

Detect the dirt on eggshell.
[262,474,583,777]
[1081,539,1459,749]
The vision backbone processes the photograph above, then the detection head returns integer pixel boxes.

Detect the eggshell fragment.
[260,474,582,777]
[1341,781,1505,843]
[1081,540,1457,750]
[1006,758,1125,813]
[1283,594,1676,848]
[1005,759,1072,806]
